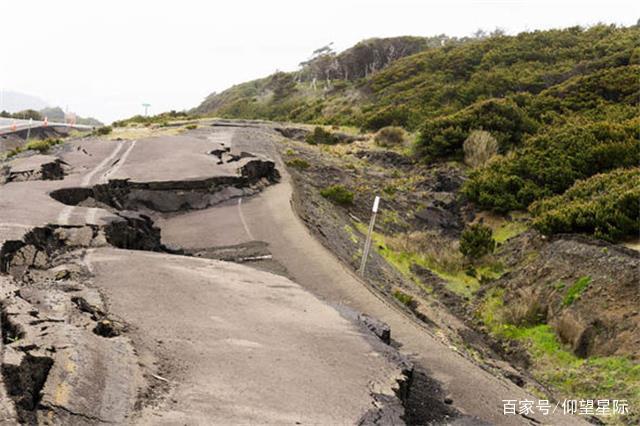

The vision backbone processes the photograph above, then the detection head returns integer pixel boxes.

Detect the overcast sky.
[1,0,637,123]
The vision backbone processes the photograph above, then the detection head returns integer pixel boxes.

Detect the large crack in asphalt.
[49,154,279,213]
[2,353,54,424]
[1,155,67,185]
[0,148,419,424]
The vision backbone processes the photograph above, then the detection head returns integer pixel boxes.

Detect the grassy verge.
[7,138,62,158]
[475,212,529,244]
[493,220,529,244]
[354,222,480,297]
[481,289,639,425]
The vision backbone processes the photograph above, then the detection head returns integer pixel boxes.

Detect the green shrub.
[393,290,417,309]
[563,276,592,306]
[24,140,53,153]
[12,109,43,121]
[362,106,410,131]
[320,184,354,205]
[269,72,297,100]
[463,119,640,212]
[185,124,198,130]
[529,65,640,119]
[28,138,61,153]
[94,126,113,136]
[374,126,406,147]
[285,158,310,170]
[416,98,537,160]
[459,224,496,260]
[7,138,62,157]
[531,168,640,242]
[305,127,339,145]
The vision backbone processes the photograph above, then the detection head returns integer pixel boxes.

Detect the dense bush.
[320,184,354,205]
[285,158,310,170]
[305,127,339,145]
[269,72,297,100]
[94,126,113,136]
[0,109,43,121]
[374,126,406,147]
[463,119,640,212]
[459,224,496,260]
[529,65,640,120]
[530,168,640,242]
[362,106,410,131]
[393,290,418,309]
[463,130,499,168]
[416,99,536,159]
[8,138,62,157]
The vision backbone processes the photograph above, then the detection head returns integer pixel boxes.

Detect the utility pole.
[142,103,151,116]
[359,196,380,276]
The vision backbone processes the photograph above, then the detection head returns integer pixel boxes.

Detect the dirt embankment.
[0,126,74,154]
[274,126,639,422]
[494,232,639,359]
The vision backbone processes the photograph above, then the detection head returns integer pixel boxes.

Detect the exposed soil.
[274,126,639,424]
[492,232,639,359]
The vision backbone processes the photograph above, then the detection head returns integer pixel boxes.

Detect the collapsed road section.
[0,128,417,424]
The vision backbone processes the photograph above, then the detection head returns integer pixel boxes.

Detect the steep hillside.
[194,25,638,129]
[193,24,639,243]
[193,34,471,119]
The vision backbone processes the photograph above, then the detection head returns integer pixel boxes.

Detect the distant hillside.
[0,106,103,126]
[39,106,103,126]
[0,90,102,126]
[193,34,474,117]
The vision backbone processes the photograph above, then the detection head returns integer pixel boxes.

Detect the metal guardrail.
[0,118,94,136]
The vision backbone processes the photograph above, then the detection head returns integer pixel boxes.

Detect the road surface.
[0,123,588,425]
[0,129,409,424]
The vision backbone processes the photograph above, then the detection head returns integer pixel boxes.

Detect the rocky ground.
[274,125,639,425]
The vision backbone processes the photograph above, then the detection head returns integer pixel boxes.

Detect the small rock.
[94,319,121,338]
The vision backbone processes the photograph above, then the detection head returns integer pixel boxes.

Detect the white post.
[25,118,33,141]
[359,196,380,276]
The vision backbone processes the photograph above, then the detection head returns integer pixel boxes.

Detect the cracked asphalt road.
[0,126,411,424]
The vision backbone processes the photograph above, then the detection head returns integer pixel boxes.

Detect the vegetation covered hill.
[193,23,639,243]
[1,106,103,126]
